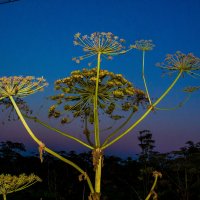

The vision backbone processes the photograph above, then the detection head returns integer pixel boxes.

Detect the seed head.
[131,40,155,51]
[0,173,41,196]
[49,68,146,124]
[157,51,200,78]
[153,171,162,178]
[0,76,48,99]
[72,32,127,63]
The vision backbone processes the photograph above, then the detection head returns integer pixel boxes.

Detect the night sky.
[0,0,200,157]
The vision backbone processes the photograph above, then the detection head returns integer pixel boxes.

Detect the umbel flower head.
[131,39,155,51]
[0,173,42,196]
[72,32,127,63]
[0,76,48,100]
[157,51,200,78]
[49,68,146,124]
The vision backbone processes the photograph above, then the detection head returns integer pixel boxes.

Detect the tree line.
[0,131,200,200]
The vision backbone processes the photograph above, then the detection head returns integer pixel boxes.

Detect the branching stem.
[102,71,183,150]
[145,173,160,200]
[23,114,94,150]
[9,95,95,194]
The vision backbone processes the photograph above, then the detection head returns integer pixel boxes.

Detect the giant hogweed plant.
[0,32,200,199]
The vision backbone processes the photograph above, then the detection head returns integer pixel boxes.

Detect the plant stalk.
[9,95,95,195]
[3,194,6,200]
[145,174,159,200]
[102,71,183,150]
[94,53,101,147]
[95,155,102,196]
[23,114,94,149]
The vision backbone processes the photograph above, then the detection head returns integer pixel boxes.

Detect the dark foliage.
[0,140,200,200]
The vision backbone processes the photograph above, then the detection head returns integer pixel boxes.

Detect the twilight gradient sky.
[0,0,200,157]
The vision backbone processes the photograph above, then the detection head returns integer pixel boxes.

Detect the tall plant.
[0,32,199,199]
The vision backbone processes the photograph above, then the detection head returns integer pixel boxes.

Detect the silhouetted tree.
[0,140,200,199]
[160,141,200,200]
[138,130,156,198]
[0,140,26,160]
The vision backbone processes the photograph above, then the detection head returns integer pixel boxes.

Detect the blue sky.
[0,0,200,157]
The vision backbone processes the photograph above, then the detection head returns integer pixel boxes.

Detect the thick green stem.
[9,96,95,194]
[44,147,95,194]
[102,71,183,150]
[93,53,102,199]
[3,194,6,200]
[95,155,102,197]
[94,53,101,147]
[142,51,152,105]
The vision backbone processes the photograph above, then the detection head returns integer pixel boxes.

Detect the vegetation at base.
[0,138,199,200]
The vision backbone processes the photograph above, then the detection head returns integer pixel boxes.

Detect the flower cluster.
[157,51,200,77]
[131,40,155,51]
[72,32,127,63]
[153,171,162,178]
[49,68,146,124]
[0,76,48,99]
[0,173,41,196]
